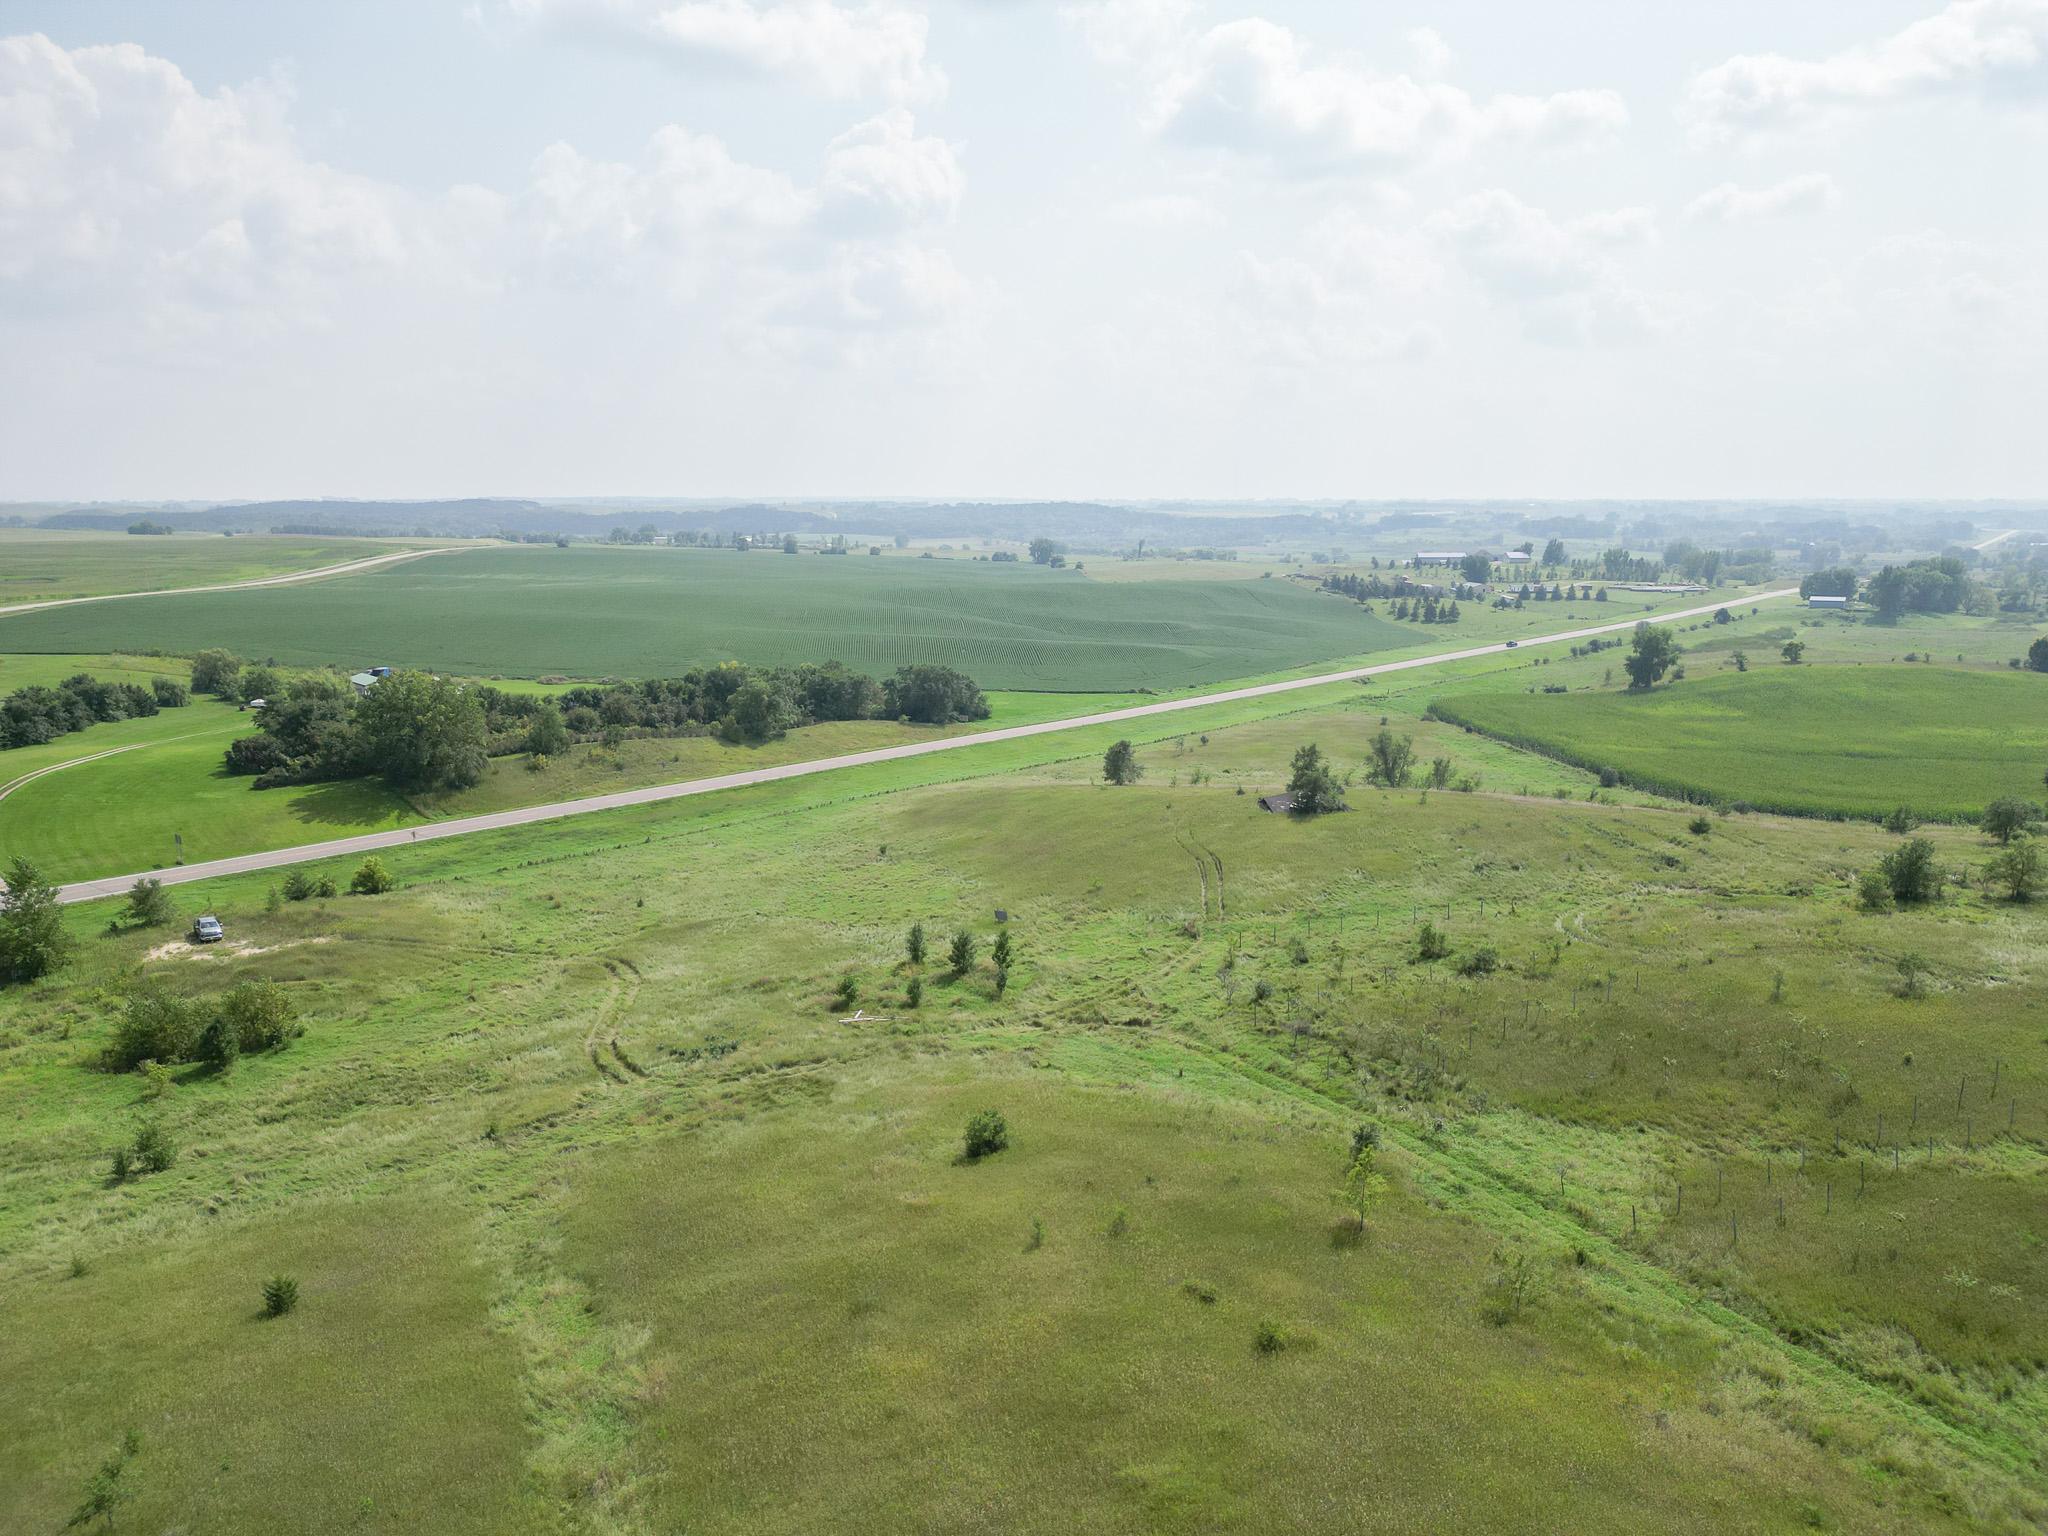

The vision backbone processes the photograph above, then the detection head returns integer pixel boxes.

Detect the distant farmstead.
[1415,551,1467,566]
[349,666,393,693]
[1807,595,1849,609]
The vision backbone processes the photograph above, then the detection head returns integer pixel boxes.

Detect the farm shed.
[1806,595,1849,609]
[1257,793,1296,814]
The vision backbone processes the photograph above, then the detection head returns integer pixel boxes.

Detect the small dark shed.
[1257,793,1296,814]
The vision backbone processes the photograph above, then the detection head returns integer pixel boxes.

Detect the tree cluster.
[104,980,302,1073]
[1,673,185,751]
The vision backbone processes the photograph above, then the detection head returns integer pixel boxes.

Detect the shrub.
[349,857,394,895]
[1413,922,1450,962]
[1251,978,1275,1004]
[991,929,1012,969]
[314,876,338,899]
[123,877,172,928]
[1985,839,2042,903]
[106,985,207,1071]
[1687,815,1712,836]
[262,1274,300,1318]
[190,648,241,696]
[221,981,298,1052]
[281,869,316,902]
[1456,946,1499,977]
[1597,766,1620,788]
[1882,806,1917,835]
[906,976,923,1009]
[993,963,1010,997]
[833,974,858,1010]
[948,930,976,975]
[1856,868,1895,913]
[1982,796,2041,846]
[1253,1320,1287,1355]
[906,922,926,966]
[131,1119,177,1174]
[195,1014,240,1072]
[963,1108,1009,1160]
[1877,838,1941,905]
[150,676,189,708]
[1481,1246,1541,1325]
[109,1145,133,1183]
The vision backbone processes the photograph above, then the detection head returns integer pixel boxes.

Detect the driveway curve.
[51,588,1800,904]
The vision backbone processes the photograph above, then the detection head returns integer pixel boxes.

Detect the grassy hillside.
[1432,665,2048,819]
[2,682,2043,1533]
[0,531,443,606]
[0,545,1411,691]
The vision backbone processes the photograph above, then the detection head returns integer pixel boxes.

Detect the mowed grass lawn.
[1433,664,2048,819]
[0,545,1409,691]
[0,531,441,605]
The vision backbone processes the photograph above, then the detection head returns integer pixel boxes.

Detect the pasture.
[0,545,1421,691]
[0,531,444,606]
[2,681,2043,1533]
[1431,665,2048,819]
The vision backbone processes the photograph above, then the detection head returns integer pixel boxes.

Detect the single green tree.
[1286,743,1346,814]
[1985,839,2042,902]
[991,929,1012,969]
[1981,796,2039,845]
[949,930,976,975]
[65,1432,139,1530]
[906,921,926,966]
[189,648,241,696]
[262,1275,300,1317]
[1730,649,1748,672]
[525,702,570,756]
[354,670,488,790]
[0,857,73,985]
[1781,639,1806,664]
[1102,739,1142,785]
[1622,624,1680,689]
[2028,635,2048,673]
[1339,1145,1389,1232]
[1365,728,1415,787]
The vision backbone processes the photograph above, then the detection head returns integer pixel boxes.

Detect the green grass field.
[0,531,445,605]
[3,667,2044,1532]
[1432,664,2048,819]
[0,545,1422,691]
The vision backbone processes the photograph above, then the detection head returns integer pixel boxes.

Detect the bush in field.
[131,1119,177,1174]
[1481,1246,1541,1326]
[1365,728,1414,787]
[106,985,207,1071]
[905,976,923,1009]
[195,1013,241,1072]
[1883,806,1917,835]
[350,857,394,895]
[1102,739,1142,785]
[1413,922,1450,963]
[221,981,299,1052]
[150,677,189,708]
[949,930,976,976]
[281,869,316,902]
[1688,815,1713,836]
[906,922,926,966]
[262,1275,300,1318]
[1877,838,1941,905]
[1286,743,1346,814]
[123,877,172,929]
[314,875,338,898]
[962,1109,1009,1160]
[1856,868,1895,913]
[524,701,570,756]
[991,930,1012,969]
[1456,946,1498,976]
[1253,1320,1288,1355]
[833,975,857,1010]
[67,1432,140,1530]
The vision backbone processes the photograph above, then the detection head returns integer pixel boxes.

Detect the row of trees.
[1,673,187,750]
[1801,556,1999,621]
[225,660,992,793]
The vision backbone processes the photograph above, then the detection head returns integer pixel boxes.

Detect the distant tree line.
[222,660,989,794]
[1,673,187,750]
[1800,556,1998,621]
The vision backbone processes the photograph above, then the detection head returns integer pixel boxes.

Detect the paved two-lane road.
[50,587,1800,904]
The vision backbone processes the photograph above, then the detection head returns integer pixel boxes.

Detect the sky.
[1,0,2044,502]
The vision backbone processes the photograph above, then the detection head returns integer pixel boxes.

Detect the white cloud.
[1685,173,1842,224]
[1684,0,2048,140]
[1228,209,1441,366]
[1068,10,1626,173]
[1425,190,1662,345]
[1106,191,1223,229]
[0,33,410,323]
[819,108,964,233]
[0,32,971,355]
[503,0,944,102]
